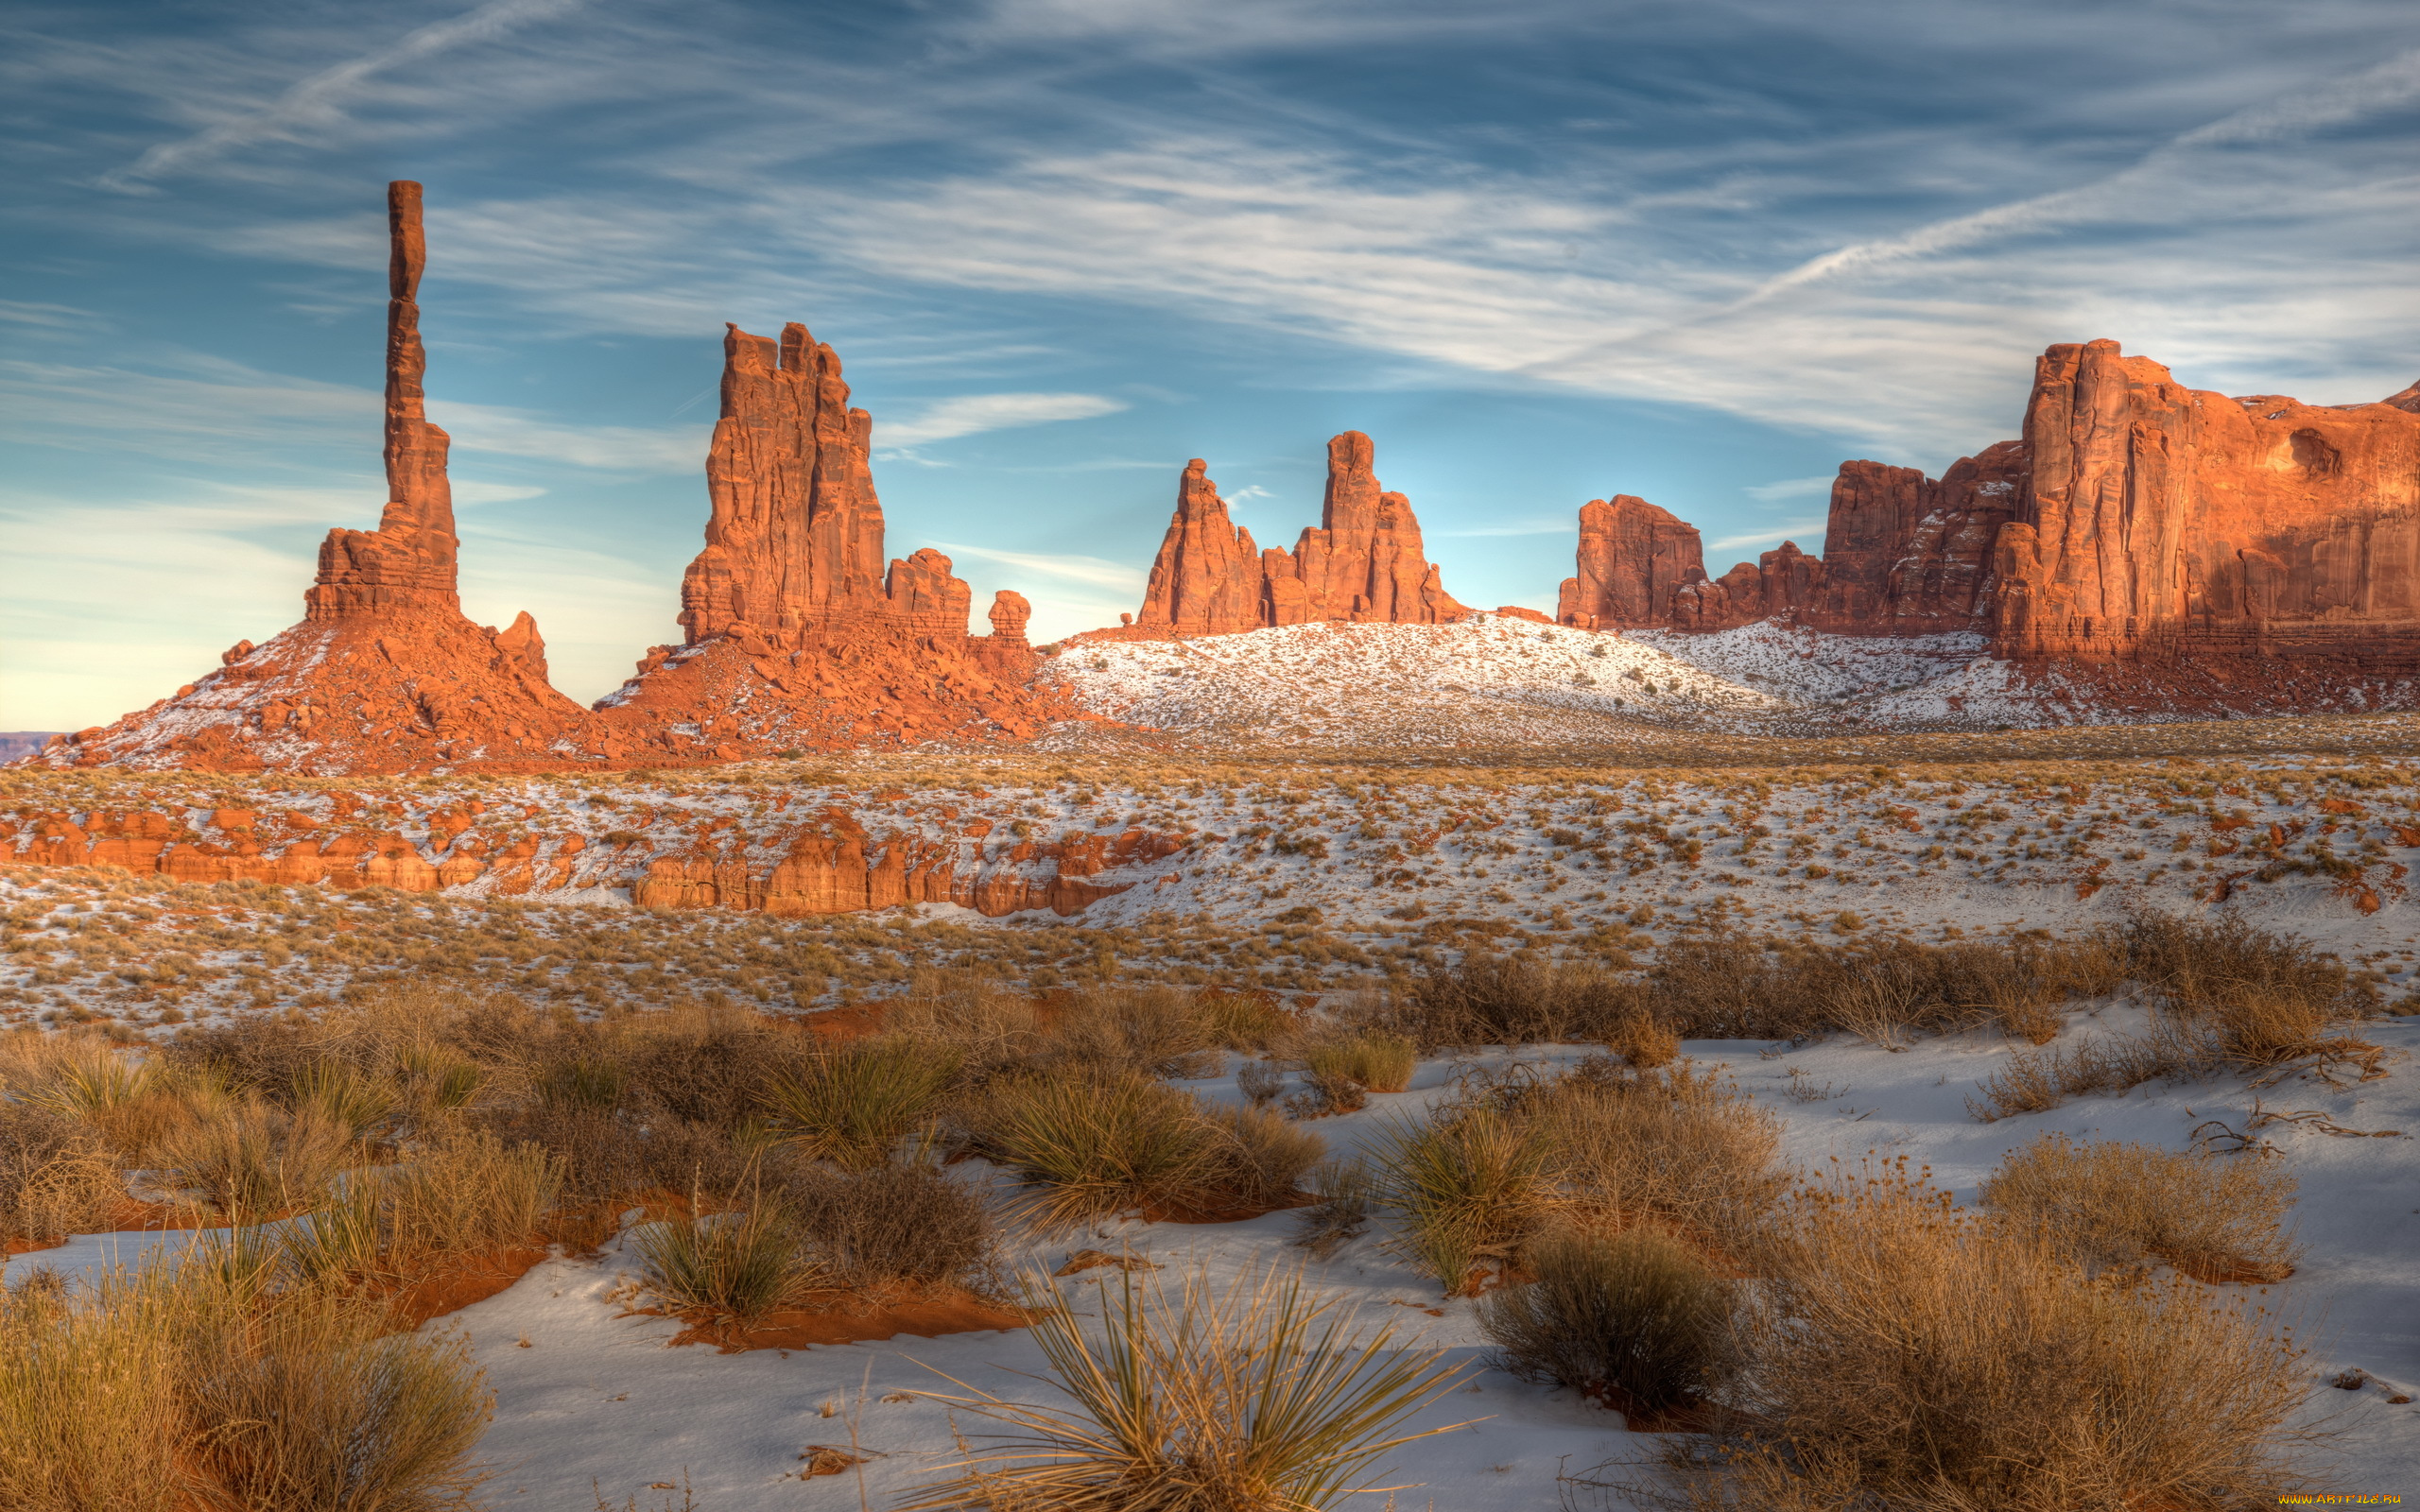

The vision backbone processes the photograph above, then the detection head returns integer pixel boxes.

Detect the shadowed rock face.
[1113,432,1462,638]
[1557,495,1706,629]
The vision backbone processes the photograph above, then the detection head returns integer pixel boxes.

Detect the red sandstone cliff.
[1994,340,2420,667]
[1557,496,1706,629]
[595,318,1070,751]
[1102,432,1463,639]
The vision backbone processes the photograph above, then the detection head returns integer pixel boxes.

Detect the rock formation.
[39,181,591,775]
[1554,339,2420,695]
[1557,496,1706,629]
[1995,340,2420,668]
[0,793,1186,919]
[35,186,1068,775]
[1104,432,1463,639]
[596,318,1070,752]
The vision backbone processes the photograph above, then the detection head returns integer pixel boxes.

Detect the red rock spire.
[1134,459,1264,634]
[1557,495,1706,628]
[1267,432,1463,625]
[682,321,895,645]
[306,180,460,619]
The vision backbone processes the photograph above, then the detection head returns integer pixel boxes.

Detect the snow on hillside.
[1043,614,1776,748]
[1043,614,2150,745]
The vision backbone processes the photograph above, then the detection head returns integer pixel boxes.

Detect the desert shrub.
[159,1012,322,1099]
[971,1073,1280,1229]
[613,1003,811,1127]
[1197,1102,1325,1209]
[0,1258,492,1512]
[381,1128,562,1261]
[632,1197,820,1320]
[882,971,1044,1083]
[1046,986,1224,1079]
[1300,1028,1416,1100]
[1525,1058,1784,1251]
[1290,1159,1374,1258]
[1369,1104,1549,1292]
[783,1160,999,1292]
[1981,1133,2300,1283]
[154,1103,354,1215]
[1478,1225,1732,1415]
[291,1058,399,1141]
[1396,955,1646,1049]
[482,1100,750,1207]
[2125,913,2379,1074]
[180,1287,493,1511]
[534,1056,627,1113]
[901,1264,1466,1512]
[0,1264,183,1511]
[0,1103,123,1244]
[1236,1058,1286,1108]
[1681,1164,2314,1511]
[1198,989,1293,1052]
[761,1036,957,1169]
[1965,1025,2200,1121]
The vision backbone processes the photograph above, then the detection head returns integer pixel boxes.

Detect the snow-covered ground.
[1042,615,2149,747]
[23,1018,2420,1509]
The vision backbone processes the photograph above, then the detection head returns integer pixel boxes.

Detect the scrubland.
[1,888,2412,1509]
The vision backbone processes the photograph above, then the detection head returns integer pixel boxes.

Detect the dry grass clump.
[1478,1224,1732,1417]
[1294,1027,1417,1113]
[1964,1031,2189,1120]
[881,970,1046,1082]
[632,1194,821,1321]
[153,1102,355,1215]
[1669,1163,2314,1511]
[1369,1103,1549,1292]
[762,1037,957,1169]
[902,1264,1468,1512]
[782,1160,1000,1294]
[970,1072,1323,1229]
[2124,915,2380,1076]
[378,1129,563,1262]
[1392,955,1645,1049]
[1980,1133,2300,1283]
[0,1256,492,1512]
[0,1102,122,1244]
[1047,985,1227,1079]
[1523,1058,1785,1251]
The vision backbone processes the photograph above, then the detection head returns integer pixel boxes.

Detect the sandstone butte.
[1558,339,2420,690]
[0,794,1185,920]
[32,182,1069,780]
[1091,432,1465,639]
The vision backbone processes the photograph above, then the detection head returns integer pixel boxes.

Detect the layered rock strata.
[0,798,1184,919]
[1110,433,1463,639]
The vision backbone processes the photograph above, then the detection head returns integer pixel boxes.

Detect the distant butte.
[1101,431,1464,640]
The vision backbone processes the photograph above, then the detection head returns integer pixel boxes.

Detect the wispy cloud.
[927,541,1149,591]
[875,392,1130,447]
[1743,475,1834,502]
[99,0,588,192]
[1708,520,1824,554]
[429,401,705,474]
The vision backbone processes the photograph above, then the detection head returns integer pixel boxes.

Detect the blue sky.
[6,0,2419,730]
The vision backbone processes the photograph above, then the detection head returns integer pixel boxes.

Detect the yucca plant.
[1478,1224,1732,1414]
[1369,1105,1549,1293]
[536,1057,626,1113]
[972,1072,1219,1230]
[291,1059,398,1141]
[278,1177,385,1287]
[760,1037,958,1169]
[154,1104,353,1217]
[630,1195,819,1321]
[903,1263,1473,1511]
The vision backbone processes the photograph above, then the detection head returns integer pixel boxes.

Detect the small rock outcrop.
[1103,432,1462,639]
